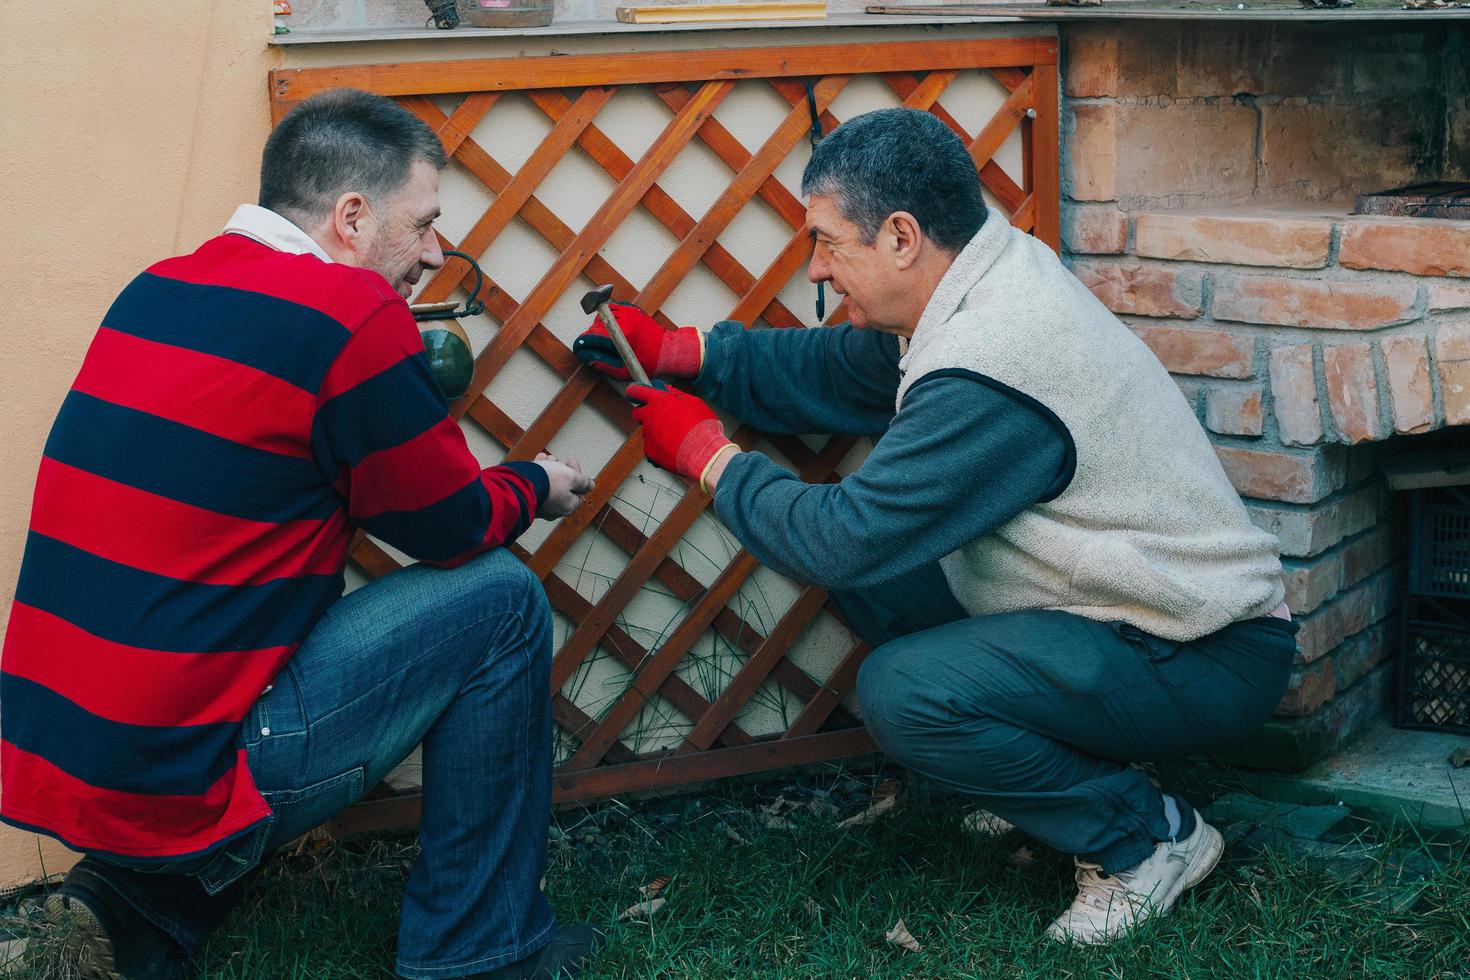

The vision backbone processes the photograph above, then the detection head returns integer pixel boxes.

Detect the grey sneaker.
[1045,811,1223,945]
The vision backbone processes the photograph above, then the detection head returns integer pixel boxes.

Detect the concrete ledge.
[1240,720,1470,832]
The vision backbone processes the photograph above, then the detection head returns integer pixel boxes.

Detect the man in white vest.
[574,107,1297,944]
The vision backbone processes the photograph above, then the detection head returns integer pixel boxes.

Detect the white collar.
[222,204,333,263]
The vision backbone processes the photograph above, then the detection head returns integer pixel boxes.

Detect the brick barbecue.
[1060,22,1470,771]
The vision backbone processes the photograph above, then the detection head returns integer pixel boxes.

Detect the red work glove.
[626,383,737,490]
[573,302,703,381]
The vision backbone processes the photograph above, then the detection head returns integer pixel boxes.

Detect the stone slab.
[1242,721,1470,832]
[1201,791,1351,841]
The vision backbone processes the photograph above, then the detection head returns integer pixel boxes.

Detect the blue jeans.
[92,548,557,978]
[834,562,1297,873]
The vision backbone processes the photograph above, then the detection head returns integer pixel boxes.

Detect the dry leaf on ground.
[721,822,749,845]
[757,797,797,831]
[639,876,671,899]
[962,810,1015,837]
[806,797,841,819]
[884,918,922,952]
[618,896,667,922]
[837,779,901,829]
[1009,845,1036,866]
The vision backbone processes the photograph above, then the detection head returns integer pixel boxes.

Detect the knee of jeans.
[458,551,552,659]
[857,645,928,752]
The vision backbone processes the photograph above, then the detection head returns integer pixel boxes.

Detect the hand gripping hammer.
[579,285,651,387]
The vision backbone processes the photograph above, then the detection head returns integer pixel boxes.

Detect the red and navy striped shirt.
[1,231,547,861]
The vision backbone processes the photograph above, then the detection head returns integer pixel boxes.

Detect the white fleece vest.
[897,214,1284,642]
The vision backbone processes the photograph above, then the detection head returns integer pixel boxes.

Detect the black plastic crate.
[1395,595,1470,734]
[1406,486,1470,599]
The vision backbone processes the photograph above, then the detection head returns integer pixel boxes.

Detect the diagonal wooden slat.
[348,522,752,756]
[564,433,856,767]
[677,584,830,753]
[567,549,760,769]
[729,225,814,326]
[527,90,804,329]
[989,66,1029,93]
[401,101,680,344]
[638,75,850,311]
[527,550,758,748]
[654,84,808,232]
[548,443,739,693]
[893,68,959,109]
[415,87,616,307]
[450,79,736,414]
[430,92,499,157]
[554,695,637,764]
[525,436,647,577]
[968,73,1035,183]
[784,638,871,738]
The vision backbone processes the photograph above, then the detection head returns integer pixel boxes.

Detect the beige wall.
[0,0,276,889]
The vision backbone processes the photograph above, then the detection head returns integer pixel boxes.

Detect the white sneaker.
[1045,811,1223,945]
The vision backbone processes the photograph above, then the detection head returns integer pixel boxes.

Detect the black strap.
[805,81,826,322]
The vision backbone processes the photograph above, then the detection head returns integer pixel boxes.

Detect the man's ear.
[331,191,371,257]
[887,211,924,271]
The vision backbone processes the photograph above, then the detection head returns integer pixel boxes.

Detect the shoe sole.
[1181,822,1225,893]
[44,890,122,980]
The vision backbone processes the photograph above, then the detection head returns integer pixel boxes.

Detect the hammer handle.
[596,301,652,387]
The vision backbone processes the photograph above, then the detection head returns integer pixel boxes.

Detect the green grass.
[8,773,1470,979]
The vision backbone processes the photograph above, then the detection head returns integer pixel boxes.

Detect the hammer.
[580,285,651,387]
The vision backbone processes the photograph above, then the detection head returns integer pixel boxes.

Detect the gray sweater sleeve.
[693,320,901,435]
[712,370,1075,592]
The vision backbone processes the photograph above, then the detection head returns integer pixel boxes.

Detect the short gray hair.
[259,88,447,223]
[802,107,986,254]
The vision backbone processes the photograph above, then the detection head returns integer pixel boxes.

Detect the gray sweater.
[695,320,1073,592]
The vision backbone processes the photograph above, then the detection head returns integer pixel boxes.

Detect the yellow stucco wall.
[0,1,276,889]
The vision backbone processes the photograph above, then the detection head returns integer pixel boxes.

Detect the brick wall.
[1063,23,1469,210]
[1060,22,1470,772]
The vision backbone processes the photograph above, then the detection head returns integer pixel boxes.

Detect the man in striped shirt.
[2,89,604,979]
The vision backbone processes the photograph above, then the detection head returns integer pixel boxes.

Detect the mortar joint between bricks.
[1424,324,1448,428]
[1310,341,1341,446]
[1367,339,1395,442]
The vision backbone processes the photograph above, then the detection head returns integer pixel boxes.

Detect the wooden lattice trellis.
[269,36,1059,833]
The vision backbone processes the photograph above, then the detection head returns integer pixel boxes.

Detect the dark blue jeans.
[92,548,557,978]
[835,562,1297,873]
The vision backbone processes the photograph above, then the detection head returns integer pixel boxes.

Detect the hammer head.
[580,284,615,315]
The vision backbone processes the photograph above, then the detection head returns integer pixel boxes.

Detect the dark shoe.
[464,923,608,979]
[43,860,190,980]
